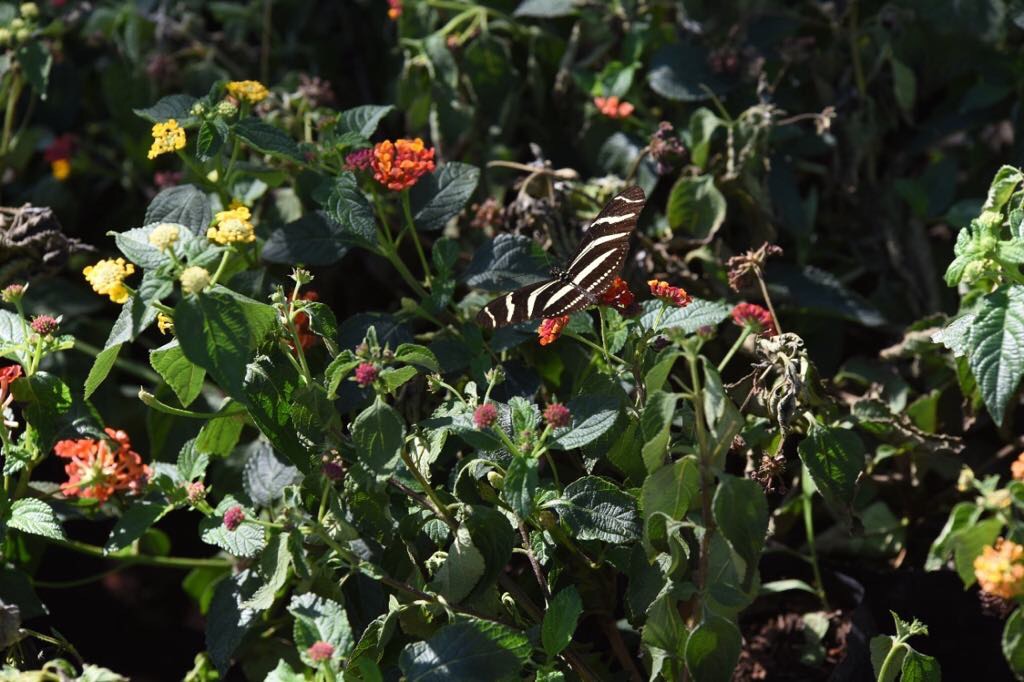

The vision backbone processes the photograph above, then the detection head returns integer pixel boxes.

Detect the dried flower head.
[223,505,245,531]
[30,314,59,336]
[180,266,211,295]
[648,122,687,175]
[752,453,787,494]
[544,403,571,429]
[226,80,269,103]
[726,242,783,292]
[148,223,180,251]
[474,403,498,429]
[594,96,635,119]
[648,280,692,308]
[321,453,345,482]
[975,539,1024,600]
[207,206,255,245]
[53,428,151,502]
[354,362,378,388]
[83,258,135,304]
[297,74,335,107]
[732,302,776,336]
[371,138,436,191]
[147,119,186,159]
[537,315,570,346]
[470,197,505,230]
[307,640,335,663]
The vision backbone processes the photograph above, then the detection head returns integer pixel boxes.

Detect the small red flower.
[594,96,635,119]
[648,280,692,308]
[308,640,335,662]
[354,362,378,388]
[223,505,245,531]
[30,314,59,336]
[473,403,498,429]
[344,148,373,172]
[543,403,571,429]
[387,0,402,20]
[537,315,570,346]
[0,364,23,387]
[370,138,436,191]
[731,302,776,336]
[599,277,637,314]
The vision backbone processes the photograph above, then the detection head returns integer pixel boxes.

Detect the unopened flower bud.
[14,27,28,42]
[215,99,238,117]
[190,102,206,117]
[19,3,38,19]
[473,403,498,429]
[486,470,504,490]
[180,266,211,295]
[1,283,25,304]
[186,481,206,503]
[223,505,245,531]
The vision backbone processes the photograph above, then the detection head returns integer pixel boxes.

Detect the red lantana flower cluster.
[731,302,776,336]
[599,276,637,313]
[537,315,570,346]
[370,138,436,191]
[594,96,635,119]
[53,427,151,502]
[648,280,692,308]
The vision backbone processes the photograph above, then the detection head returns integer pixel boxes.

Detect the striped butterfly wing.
[476,186,646,330]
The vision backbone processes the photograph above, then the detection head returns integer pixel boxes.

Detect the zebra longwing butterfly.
[476,186,646,329]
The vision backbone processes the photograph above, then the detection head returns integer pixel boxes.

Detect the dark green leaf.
[550,394,619,450]
[797,424,865,521]
[953,517,1003,585]
[557,476,640,543]
[84,342,122,399]
[768,265,886,327]
[503,454,538,518]
[901,650,941,682]
[105,500,170,553]
[712,475,769,589]
[352,399,404,480]
[463,234,548,291]
[244,531,293,612]
[242,440,301,507]
[684,615,741,682]
[337,105,394,137]
[639,298,731,334]
[262,211,352,266]
[234,117,302,161]
[430,526,486,603]
[145,185,212,234]
[134,94,197,123]
[395,343,440,372]
[177,439,210,481]
[241,353,314,473]
[667,175,726,240]
[399,621,526,682]
[1003,608,1024,675]
[322,173,378,249]
[206,570,259,674]
[966,285,1024,426]
[150,340,206,406]
[409,162,480,232]
[196,410,245,457]
[648,42,733,102]
[640,391,678,472]
[16,42,51,97]
[196,120,225,161]
[542,587,582,657]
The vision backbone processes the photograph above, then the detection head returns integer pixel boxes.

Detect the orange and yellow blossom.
[975,538,1024,600]
[53,427,151,502]
[371,138,436,191]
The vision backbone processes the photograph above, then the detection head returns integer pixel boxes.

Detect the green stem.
[877,641,906,682]
[801,463,831,609]
[50,537,232,569]
[543,452,562,492]
[1,72,24,160]
[401,190,432,289]
[717,326,752,373]
[565,332,626,366]
[138,389,237,419]
[755,269,783,335]
[398,437,457,530]
[210,249,233,286]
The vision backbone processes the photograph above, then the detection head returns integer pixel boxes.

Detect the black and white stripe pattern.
[476,186,645,329]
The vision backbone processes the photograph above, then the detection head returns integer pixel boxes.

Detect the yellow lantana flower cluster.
[157,313,174,335]
[148,119,186,159]
[226,80,269,103]
[83,258,135,304]
[975,538,1024,600]
[180,267,211,295]
[207,206,255,245]
[148,223,180,251]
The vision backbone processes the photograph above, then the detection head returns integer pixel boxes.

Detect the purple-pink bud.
[223,505,245,531]
[544,403,571,429]
[473,403,498,429]
[354,362,378,388]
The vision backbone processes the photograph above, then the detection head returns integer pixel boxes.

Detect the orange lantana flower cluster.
[599,277,636,313]
[975,538,1024,600]
[648,280,692,308]
[371,138,436,191]
[538,315,570,346]
[53,427,151,502]
[594,96,635,119]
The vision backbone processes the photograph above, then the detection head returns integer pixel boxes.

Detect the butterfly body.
[476,186,646,329]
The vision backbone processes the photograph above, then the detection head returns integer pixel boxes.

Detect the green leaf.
[648,42,733,102]
[105,500,170,554]
[642,456,699,523]
[84,342,122,399]
[870,635,904,682]
[797,423,865,520]
[7,499,64,540]
[667,175,727,240]
[262,211,353,266]
[242,440,301,507]
[557,476,640,544]
[550,394,619,450]
[712,475,769,589]
[380,365,418,394]
[234,117,302,161]
[542,587,583,657]
[932,313,976,358]
[952,517,1003,585]
[890,57,916,115]
[684,615,741,682]
[11,372,72,452]
[196,410,244,457]
[399,621,527,682]
[352,399,404,480]
[984,165,1024,212]
[321,173,378,248]
[430,526,486,603]
[513,0,576,17]
[16,42,51,97]
[150,340,206,406]
[688,108,723,169]
[409,162,480,232]
[196,120,225,162]
[0,309,24,345]
[133,94,197,123]
[641,391,678,472]
[336,104,394,137]
[199,496,266,558]
[288,592,353,664]
[462,506,515,596]
[966,285,1024,426]
[1003,608,1024,676]
[901,650,941,682]
[175,287,277,399]
[768,265,886,327]
[463,234,548,292]
[639,298,731,334]
[144,185,212,234]
[925,502,981,570]
[395,343,439,372]
[177,439,210,481]
[241,353,314,473]
[206,570,259,674]
[503,454,538,518]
